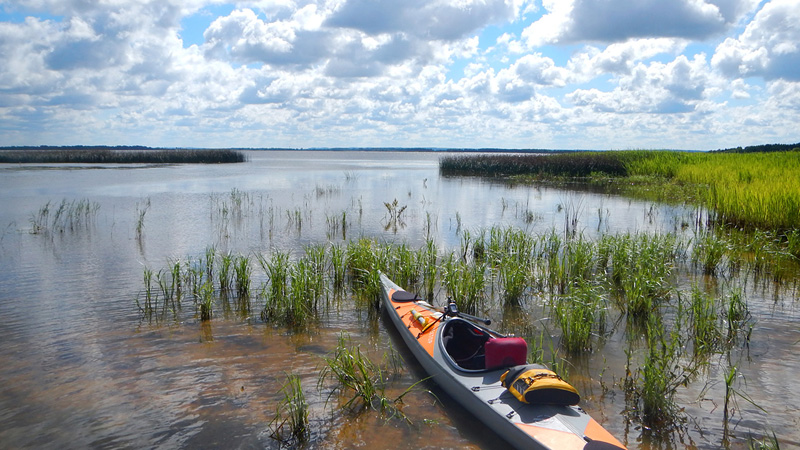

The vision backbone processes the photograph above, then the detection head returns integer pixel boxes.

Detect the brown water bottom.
[0,312,511,450]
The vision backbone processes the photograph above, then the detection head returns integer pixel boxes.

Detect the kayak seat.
[484,337,527,370]
[442,319,490,370]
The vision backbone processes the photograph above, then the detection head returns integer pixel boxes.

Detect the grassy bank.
[440,150,800,232]
[0,148,247,164]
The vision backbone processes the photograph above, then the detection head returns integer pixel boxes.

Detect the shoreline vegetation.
[0,146,247,164]
[440,146,800,233]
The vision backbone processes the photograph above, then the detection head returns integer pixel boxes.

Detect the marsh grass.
[269,373,309,444]
[687,286,723,355]
[318,333,420,421]
[442,150,800,231]
[30,199,99,234]
[1,147,247,164]
[554,280,607,354]
[624,316,698,430]
[441,252,486,314]
[135,198,150,238]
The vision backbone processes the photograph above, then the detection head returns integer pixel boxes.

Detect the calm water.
[0,151,798,449]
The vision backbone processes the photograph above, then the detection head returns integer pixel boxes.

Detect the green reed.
[234,255,252,299]
[318,333,417,421]
[420,239,438,299]
[554,280,607,354]
[138,267,155,318]
[345,238,384,301]
[218,252,233,294]
[687,286,722,355]
[748,431,781,450]
[441,252,486,314]
[329,243,346,292]
[269,373,309,444]
[625,315,698,429]
[135,198,150,238]
[603,233,680,319]
[197,280,214,321]
[29,198,100,234]
[692,231,729,275]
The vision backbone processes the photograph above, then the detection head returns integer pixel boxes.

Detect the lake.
[0,151,797,449]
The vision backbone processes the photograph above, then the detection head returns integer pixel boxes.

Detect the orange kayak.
[380,272,626,450]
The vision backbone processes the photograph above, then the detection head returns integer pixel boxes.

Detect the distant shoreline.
[0,145,579,154]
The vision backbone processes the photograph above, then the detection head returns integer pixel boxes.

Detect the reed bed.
[1,148,247,164]
[441,150,800,232]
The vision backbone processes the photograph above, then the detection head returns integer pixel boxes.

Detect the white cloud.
[567,54,714,114]
[523,0,759,46]
[712,0,800,81]
[0,0,798,149]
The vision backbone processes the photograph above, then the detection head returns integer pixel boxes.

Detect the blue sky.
[1,0,798,150]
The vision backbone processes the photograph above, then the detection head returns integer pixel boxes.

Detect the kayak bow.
[379,272,626,450]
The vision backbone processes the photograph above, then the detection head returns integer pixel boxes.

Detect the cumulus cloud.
[712,0,800,81]
[325,0,518,41]
[567,54,713,114]
[0,0,798,148]
[523,0,759,46]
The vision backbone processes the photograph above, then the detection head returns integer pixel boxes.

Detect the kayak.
[379,272,626,450]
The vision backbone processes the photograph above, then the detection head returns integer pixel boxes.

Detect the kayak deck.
[379,273,626,450]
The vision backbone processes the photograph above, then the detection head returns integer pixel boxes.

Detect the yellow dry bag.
[500,364,580,406]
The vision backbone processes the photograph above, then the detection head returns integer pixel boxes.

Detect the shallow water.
[1,151,798,449]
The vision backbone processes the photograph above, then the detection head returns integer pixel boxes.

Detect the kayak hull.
[379,273,625,450]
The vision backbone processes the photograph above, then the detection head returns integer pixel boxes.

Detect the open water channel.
[0,151,798,449]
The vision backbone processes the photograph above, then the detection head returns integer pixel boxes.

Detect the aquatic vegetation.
[29,199,100,234]
[441,150,800,232]
[624,317,698,430]
[687,286,723,355]
[554,280,607,354]
[318,333,418,421]
[135,198,150,239]
[0,147,247,164]
[269,373,309,444]
[441,252,487,315]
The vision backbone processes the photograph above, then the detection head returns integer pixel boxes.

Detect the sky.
[1,0,798,150]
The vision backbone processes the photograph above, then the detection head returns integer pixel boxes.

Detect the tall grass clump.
[318,333,418,420]
[603,233,681,320]
[554,280,607,354]
[268,374,310,444]
[687,286,723,355]
[624,317,697,430]
[441,253,487,315]
[345,238,385,302]
[29,199,100,234]
[691,231,729,275]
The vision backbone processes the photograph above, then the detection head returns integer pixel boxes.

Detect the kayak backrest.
[441,319,490,371]
[484,337,527,370]
[391,291,421,302]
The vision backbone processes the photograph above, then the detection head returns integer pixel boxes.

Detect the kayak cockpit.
[440,318,527,372]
